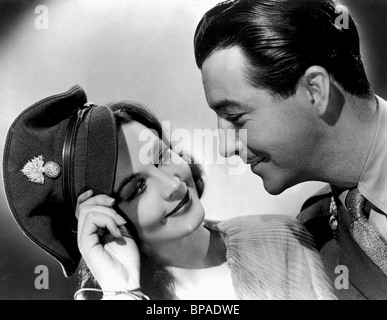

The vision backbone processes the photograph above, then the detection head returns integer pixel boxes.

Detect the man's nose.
[217,117,241,158]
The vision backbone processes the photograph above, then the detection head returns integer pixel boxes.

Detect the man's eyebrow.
[210,99,246,112]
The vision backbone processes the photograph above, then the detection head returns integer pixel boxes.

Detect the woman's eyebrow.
[152,139,161,163]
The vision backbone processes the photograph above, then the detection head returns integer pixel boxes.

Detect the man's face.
[201,46,320,195]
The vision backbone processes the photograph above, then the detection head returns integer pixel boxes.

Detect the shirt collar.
[358,95,387,214]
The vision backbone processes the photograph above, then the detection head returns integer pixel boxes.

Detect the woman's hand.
[76,190,141,292]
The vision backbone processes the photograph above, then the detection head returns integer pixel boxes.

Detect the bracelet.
[74,287,150,300]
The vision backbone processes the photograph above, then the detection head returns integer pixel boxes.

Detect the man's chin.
[261,178,289,195]
[251,164,298,195]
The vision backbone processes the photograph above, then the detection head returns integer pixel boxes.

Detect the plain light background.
[0,0,385,299]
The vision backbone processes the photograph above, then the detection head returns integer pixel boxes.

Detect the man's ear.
[303,66,331,118]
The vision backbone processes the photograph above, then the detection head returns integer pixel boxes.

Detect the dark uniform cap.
[2,85,118,277]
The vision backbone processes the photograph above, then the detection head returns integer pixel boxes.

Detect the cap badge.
[21,155,61,184]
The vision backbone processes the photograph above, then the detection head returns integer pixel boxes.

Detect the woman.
[75,102,336,300]
[3,85,336,300]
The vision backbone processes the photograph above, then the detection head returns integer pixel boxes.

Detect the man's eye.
[226,114,244,124]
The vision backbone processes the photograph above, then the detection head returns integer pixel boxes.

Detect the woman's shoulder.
[205,213,301,227]
[204,215,335,299]
[204,214,315,248]
[208,214,309,235]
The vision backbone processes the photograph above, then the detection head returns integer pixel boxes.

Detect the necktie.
[345,188,387,276]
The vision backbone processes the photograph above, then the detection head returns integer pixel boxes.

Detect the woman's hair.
[76,101,206,300]
[194,0,372,99]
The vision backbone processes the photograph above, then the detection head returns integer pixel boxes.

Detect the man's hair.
[194,0,372,99]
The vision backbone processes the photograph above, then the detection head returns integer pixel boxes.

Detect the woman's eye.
[127,179,147,201]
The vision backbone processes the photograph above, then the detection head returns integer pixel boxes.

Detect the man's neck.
[314,94,378,188]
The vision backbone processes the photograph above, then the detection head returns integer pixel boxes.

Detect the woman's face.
[114,121,205,246]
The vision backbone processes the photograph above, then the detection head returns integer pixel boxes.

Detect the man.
[194,0,387,299]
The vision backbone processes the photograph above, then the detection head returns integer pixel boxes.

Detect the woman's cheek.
[137,196,164,226]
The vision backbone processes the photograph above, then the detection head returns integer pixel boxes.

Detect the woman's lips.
[163,189,192,219]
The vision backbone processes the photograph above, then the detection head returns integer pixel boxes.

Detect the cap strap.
[62,107,91,217]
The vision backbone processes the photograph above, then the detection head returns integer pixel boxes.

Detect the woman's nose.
[158,171,185,201]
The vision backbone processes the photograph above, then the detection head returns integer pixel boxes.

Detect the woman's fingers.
[76,192,127,238]
[78,211,123,251]
[78,192,116,208]
[119,226,133,239]
[75,193,141,292]
[77,206,126,243]
[79,205,126,225]
[77,190,94,206]
[76,193,127,244]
